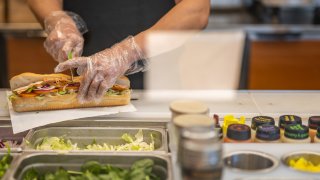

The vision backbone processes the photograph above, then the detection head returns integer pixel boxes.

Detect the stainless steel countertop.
[1,90,320,119]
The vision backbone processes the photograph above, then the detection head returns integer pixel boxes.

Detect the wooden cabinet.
[248,40,320,90]
[6,36,57,81]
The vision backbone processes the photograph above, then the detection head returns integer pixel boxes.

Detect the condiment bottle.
[169,100,209,153]
[254,125,281,143]
[173,114,215,149]
[251,116,275,140]
[308,116,320,142]
[279,115,302,140]
[225,124,252,143]
[170,100,209,119]
[178,126,223,180]
[283,124,310,143]
[222,114,245,137]
[213,114,223,140]
[314,127,320,143]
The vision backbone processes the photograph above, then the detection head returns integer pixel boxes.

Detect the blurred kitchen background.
[1,0,320,90]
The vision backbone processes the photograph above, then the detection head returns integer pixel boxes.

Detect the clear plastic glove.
[44,11,87,62]
[54,36,145,103]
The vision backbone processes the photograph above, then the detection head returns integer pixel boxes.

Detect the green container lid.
[284,124,309,140]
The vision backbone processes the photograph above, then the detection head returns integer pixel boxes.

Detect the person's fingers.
[96,77,116,99]
[77,69,95,103]
[86,73,105,102]
[54,57,88,72]
[61,40,73,59]
[61,34,83,58]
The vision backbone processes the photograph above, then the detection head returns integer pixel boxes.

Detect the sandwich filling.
[10,78,129,100]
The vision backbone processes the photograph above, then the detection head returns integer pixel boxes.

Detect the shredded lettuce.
[8,94,17,101]
[36,137,79,151]
[26,87,34,93]
[106,89,121,96]
[58,90,67,95]
[35,130,155,151]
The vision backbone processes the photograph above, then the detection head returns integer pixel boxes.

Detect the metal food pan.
[22,127,168,152]
[0,125,28,152]
[6,153,172,180]
[44,117,169,129]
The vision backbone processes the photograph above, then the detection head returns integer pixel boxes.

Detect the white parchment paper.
[7,91,136,133]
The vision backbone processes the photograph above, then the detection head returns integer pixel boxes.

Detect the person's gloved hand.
[54,36,145,103]
[44,11,85,62]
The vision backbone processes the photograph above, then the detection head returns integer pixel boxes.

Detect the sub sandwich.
[9,73,130,112]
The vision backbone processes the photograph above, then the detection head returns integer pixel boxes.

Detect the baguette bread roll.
[10,73,131,112]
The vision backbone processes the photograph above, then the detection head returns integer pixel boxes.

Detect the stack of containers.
[1,118,173,179]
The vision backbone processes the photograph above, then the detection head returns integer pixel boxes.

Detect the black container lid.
[227,124,251,141]
[284,124,309,140]
[256,125,280,141]
[251,116,275,130]
[308,116,320,130]
[317,127,320,139]
[279,115,302,129]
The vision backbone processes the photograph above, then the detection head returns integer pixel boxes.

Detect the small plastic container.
[283,124,311,143]
[225,124,252,143]
[251,116,275,140]
[279,115,302,140]
[314,127,320,143]
[308,116,320,142]
[222,115,245,137]
[254,125,281,143]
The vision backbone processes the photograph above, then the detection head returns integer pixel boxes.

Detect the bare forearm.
[27,0,63,27]
[151,0,210,31]
[135,0,210,56]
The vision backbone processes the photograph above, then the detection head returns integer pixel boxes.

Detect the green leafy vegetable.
[36,137,78,151]
[0,145,13,179]
[36,130,155,151]
[68,51,73,60]
[26,87,34,93]
[8,94,17,101]
[23,168,38,180]
[23,159,160,180]
[58,90,67,95]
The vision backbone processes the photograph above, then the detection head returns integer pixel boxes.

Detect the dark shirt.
[63,0,175,89]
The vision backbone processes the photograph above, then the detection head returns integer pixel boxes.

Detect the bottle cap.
[284,124,309,140]
[308,116,320,130]
[222,114,246,134]
[279,115,302,129]
[173,114,214,128]
[256,125,280,141]
[227,124,251,141]
[170,100,209,114]
[251,116,275,130]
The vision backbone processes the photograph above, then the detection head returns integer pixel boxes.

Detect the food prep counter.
[1,89,320,179]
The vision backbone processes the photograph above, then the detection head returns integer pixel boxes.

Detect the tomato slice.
[19,93,38,98]
[33,89,58,95]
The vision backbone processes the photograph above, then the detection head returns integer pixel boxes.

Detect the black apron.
[63,0,175,89]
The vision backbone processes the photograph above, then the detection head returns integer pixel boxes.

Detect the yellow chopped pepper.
[289,157,320,173]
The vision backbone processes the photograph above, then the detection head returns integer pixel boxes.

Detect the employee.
[27,0,210,102]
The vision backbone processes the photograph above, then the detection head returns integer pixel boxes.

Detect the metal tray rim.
[6,152,173,180]
[22,127,168,152]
